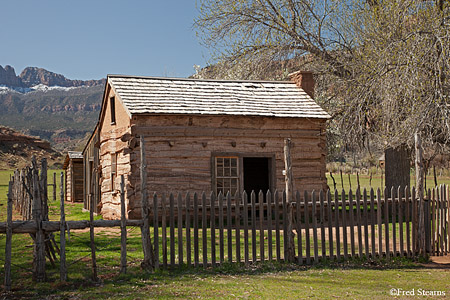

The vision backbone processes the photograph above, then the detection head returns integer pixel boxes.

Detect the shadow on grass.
[0,256,434,300]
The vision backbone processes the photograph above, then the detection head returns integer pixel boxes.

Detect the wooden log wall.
[117,114,328,219]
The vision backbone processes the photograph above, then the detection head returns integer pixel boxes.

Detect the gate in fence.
[1,159,450,291]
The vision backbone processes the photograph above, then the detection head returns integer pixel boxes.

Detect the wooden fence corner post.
[283,138,296,263]
[32,156,46,282]
[139,135,155,271]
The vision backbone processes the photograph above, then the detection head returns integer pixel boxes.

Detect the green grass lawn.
[327,171,450,192]
[1,170,450,299]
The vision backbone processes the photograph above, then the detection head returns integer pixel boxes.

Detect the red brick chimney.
[289,70,315,99]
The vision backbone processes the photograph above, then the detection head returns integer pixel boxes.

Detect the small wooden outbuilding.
[63,151,84,202]
[84,71,330,219]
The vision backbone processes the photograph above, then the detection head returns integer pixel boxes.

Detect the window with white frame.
[215,156,239,196]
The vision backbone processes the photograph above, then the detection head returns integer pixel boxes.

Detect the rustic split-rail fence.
[2,158,450,291]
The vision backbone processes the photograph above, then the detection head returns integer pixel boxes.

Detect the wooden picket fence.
[2,160,449,290]
[149,185,449,269]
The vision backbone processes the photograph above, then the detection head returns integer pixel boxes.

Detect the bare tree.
[195,0,450,191]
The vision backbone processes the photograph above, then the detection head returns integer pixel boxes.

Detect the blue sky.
[0,0,209,80]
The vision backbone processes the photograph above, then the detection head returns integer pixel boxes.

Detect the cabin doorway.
[243,157,271,200]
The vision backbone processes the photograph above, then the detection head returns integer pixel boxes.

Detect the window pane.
[231,158,237,168]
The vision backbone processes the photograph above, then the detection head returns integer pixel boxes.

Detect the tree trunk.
[385,145,410,197]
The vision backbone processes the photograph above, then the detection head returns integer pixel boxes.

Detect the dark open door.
[243,157,270,201]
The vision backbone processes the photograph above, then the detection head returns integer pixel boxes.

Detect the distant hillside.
[0,65,105,152]
[0,126,62,170]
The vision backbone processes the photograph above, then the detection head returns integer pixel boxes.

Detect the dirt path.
[421,256,450,269]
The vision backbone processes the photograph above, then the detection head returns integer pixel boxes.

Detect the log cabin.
[83,71,330,219]
[63,151,83,202]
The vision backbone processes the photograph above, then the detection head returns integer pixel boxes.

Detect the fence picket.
[218,192,224,263]
[296,191,302,264]
[193,193,199,267]
[162,194,167,268]
[312,191,318,263]
[251,191,257,263]
[334,189,340,261]
[178,193,183,266]
[370,188,376,258]
[170,193,175,267]
[210,192,216,267]
[399,188,404,257]
[439,185,445,255]
[267,190,273,262]
[202,192,207,269]
[349,189,355,257]
[384,187,390,259]
[235,192,241,263]
[363,188,369,257]
[243,191,249,265]
[320,190,326,258]
[227,191,232,263]
[327,190,333,260]
[406,187,411,257]
[259,190,265,262]
[342,189,348,260]
[377,188,382,257]
[431,188,437,255]
[186,193,191,267]
[447,185,450,255]
[274,190,281,261]
[304,190,311,264]
[426,189,432,254]
[356,188,363,258]
[392,187,397,257]
[152,193,159,269]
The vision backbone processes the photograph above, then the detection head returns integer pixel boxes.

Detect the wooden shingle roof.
[108,75,330,119]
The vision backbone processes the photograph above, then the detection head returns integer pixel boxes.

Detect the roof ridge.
[108,74,293,84]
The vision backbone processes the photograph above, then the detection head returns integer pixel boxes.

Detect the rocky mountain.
[19,67,105,87]
[0,65,105,152]
[0,65,23,87]
[0,65,105,89]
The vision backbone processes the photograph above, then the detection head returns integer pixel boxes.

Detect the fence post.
[425,189,431,254]
[4,181,13,291]
[139,135,155,270]
[32,157,46,282]
[283,138,296,262]
[89,192,98,281]
[120,175,127,274]
[59,172,67,282]
[415,132,426,256]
